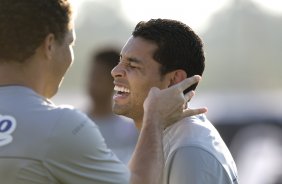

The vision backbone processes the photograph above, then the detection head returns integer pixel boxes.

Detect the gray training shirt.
[163,115,239,184]
[0,86,130,184]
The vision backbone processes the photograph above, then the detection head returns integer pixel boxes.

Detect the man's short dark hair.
[0,0,72,63]
[132,19,205,93]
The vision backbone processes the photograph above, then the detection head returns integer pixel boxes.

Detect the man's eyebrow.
[120,55,142,63]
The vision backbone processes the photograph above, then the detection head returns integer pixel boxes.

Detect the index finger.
[174,75,201,93]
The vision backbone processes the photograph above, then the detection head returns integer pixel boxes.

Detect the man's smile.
[113,85,131,101]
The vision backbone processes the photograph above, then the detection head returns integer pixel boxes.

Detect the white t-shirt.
[0,86,129,184]
[163,114,238,184]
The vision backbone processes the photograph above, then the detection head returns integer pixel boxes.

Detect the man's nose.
[111,62,125,78]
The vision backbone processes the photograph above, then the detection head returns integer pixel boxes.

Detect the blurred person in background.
[86,48,138,164]
[112,18,238,184]
[0,0,207,183]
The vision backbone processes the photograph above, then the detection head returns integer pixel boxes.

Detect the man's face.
[48,28,75,97]
[111,36,170,125]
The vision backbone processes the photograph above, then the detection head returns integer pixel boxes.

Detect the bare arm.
[129,75,207,184]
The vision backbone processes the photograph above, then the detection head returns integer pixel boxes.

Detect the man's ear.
[168,70,187,87]
[42,33,56,60]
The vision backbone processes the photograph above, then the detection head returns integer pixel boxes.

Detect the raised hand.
[143,75,207,129]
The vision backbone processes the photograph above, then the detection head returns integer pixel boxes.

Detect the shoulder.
[43,108,130,183]
[165,146,237,184]
[46,105,102,149]
[163,114,239,184]
[163,114,216,149]
[40,104,110,159]
[165,114,212,133]
[54,105,94,126]
[43,103,98,131]
[167,146,224,169]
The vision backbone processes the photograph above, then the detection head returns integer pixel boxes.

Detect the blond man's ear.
[42,33,56,60]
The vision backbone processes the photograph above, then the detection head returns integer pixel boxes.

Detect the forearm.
[129,115,164,184]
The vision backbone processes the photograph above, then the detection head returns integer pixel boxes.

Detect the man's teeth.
[114,86,130,93]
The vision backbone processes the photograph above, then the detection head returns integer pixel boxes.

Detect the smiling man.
[0,1,206,184]
[112,19,238,184]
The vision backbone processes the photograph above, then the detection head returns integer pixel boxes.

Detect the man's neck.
[0,62,29,86]
[0,61,46,97]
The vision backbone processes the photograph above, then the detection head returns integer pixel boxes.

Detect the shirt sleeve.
[44,108,130,184]
[167,146,231,184]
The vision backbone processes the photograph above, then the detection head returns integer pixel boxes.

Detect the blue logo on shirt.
[0,115,17,147]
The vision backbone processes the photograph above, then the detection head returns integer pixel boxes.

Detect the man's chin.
[113,108,132,118]
[112,106,126,115]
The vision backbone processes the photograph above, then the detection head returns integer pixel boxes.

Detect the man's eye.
[124,62,137,69]
[120,61,138,69]
[129,64,137,69]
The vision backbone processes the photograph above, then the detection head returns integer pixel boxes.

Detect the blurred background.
[52,0,282,183]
